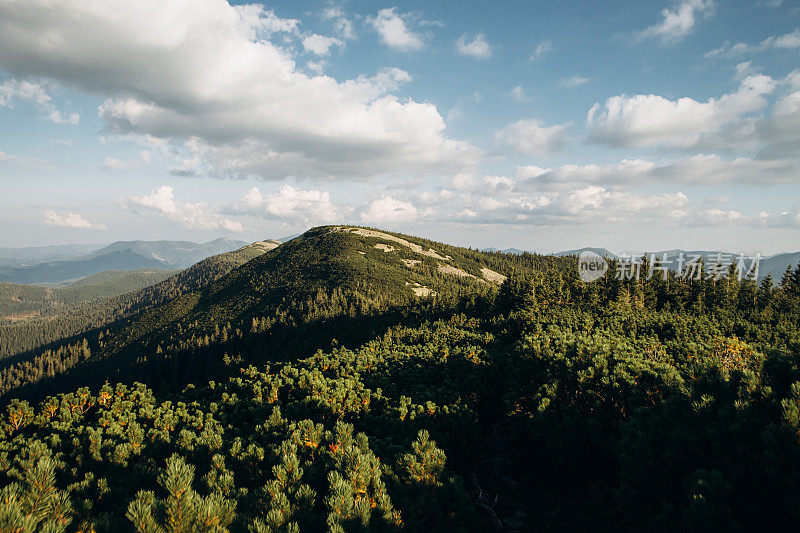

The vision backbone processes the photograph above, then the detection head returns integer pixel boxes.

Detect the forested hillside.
[0,269,181,319]
[0,242,275,365]
[0,226,799,531]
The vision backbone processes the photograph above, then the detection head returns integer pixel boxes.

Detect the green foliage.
[0,227,798,531]
[126,455,236,533]
[398,431,445,487]
[0,457,73,532]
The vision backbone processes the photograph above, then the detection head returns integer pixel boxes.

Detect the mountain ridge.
[0,238,249,284]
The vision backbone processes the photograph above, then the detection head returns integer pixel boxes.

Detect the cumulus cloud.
[0,0,476,179]
[705,29,800,58]
[302,34,343,56]
[367,8,424,51]
[456,32,492,59]
[637,0,714,44]
[0,79,78,124]
[361,196,417,224]
[129,185,244,232]
[587,75,775,149]
[586,70,800,158]
[237,185,340,224]
[496,119,570,156]
[44,211,106,230]
[529,40,553,61]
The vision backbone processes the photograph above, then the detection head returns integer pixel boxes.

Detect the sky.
[0,0,799,254]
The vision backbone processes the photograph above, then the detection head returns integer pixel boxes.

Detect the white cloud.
[515,154,800,189]
[456,32,492,59]
[510,86,527,101]
[496,119,570,156]
[587,75,775,148]
[449,173,477,191]
[558,75,589,88]
[238,185,339,224]
[453,187,690,226]
[44,211,105,229]
[305,60,327,75]
[129,185,244,232]
[360,196,417,224]
[637,0,714,44]
[0,0,476,179]
[302,34,343,56]
[321,6,355,40]
[734,61,756,80]
[688,208,747,226]
[760,206,800,227]
[529,40,553,61]
[705,29,800,58]
[0,79,78,124]
[101,150,151,171]
[367,8,424,51]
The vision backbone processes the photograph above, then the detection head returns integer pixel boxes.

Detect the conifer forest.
[0,226,799,532]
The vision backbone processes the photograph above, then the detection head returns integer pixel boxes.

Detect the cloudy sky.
[1,0,799,254]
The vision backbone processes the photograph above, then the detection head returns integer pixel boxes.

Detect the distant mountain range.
[0,238,248,284]
[482,246,800,282]
[0,243,106,267]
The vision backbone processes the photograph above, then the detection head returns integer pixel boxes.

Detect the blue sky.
[1,0,799,254]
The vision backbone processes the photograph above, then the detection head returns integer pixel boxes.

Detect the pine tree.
[126,455,236,533]
[398,430,446,487]
[0,457,73,532]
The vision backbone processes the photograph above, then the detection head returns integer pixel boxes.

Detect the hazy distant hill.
[0,238,247,284]
[0,243,105,267]
[758,252,800,281]
[639,250,800,283]
[554,247,618,258]
[0,240,278,359]
[491,246,798,283]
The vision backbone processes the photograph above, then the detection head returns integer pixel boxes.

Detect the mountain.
[0,238,248,284]
[0,243,106,267]
[480,247,529,255]
[1,227,800,531]
[551,248,799,283]
[85,237,248,266]
[0,240,277,360]
[642,249,799,283]
[1,226,571,399]
[554,247,617,258]
[100,226,510,358]
[759,251,800,282]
